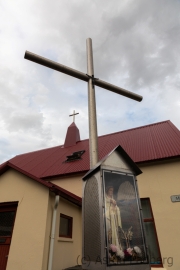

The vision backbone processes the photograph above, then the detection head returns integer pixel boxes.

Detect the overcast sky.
[0,0,179,163]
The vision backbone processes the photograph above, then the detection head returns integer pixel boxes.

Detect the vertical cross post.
[86,38,98,168]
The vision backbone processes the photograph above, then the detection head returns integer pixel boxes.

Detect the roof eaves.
[49,182,82,207]
[0,161,51,188]
[137,155,180,165]
[0,162,82,206]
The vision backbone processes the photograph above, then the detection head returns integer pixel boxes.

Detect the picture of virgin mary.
[105,186,124,260]
[104,172,145,264]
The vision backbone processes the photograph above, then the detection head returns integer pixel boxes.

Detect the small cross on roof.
[69,110,79,122]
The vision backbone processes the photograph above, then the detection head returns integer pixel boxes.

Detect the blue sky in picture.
[0,0,180,163]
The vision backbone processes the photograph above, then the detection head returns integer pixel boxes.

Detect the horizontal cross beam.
[24,51,143,102]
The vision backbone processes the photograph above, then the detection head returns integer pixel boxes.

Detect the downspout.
[48,194,60,270]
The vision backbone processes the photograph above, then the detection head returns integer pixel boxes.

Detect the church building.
[0,120,180,270]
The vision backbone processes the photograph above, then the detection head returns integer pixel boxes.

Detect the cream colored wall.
[138,159,180,270]
[52,197,82,270]
[0,169,50,270]
[51,174,83,197]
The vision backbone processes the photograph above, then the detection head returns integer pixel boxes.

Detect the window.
[141,198,162,266]
[59,214,73,238]
[0,211,16,236]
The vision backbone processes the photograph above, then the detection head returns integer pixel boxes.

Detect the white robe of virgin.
[105,195,123,257]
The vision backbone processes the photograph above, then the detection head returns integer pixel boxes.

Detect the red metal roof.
[1,120,180,179]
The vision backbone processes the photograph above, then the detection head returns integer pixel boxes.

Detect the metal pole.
[48,195,60,270]
[24,51,143,102]
[86,38,98,168]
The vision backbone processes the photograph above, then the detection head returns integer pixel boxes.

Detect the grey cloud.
[6,111,44,132]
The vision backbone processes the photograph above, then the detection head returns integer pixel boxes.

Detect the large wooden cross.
[24,38,142,168]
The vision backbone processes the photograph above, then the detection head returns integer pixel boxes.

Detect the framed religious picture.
[103,170,148,265]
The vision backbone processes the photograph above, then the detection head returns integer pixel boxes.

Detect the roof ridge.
[97,120,171,139]
[8,120,172,160]
[65,120,171,142]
